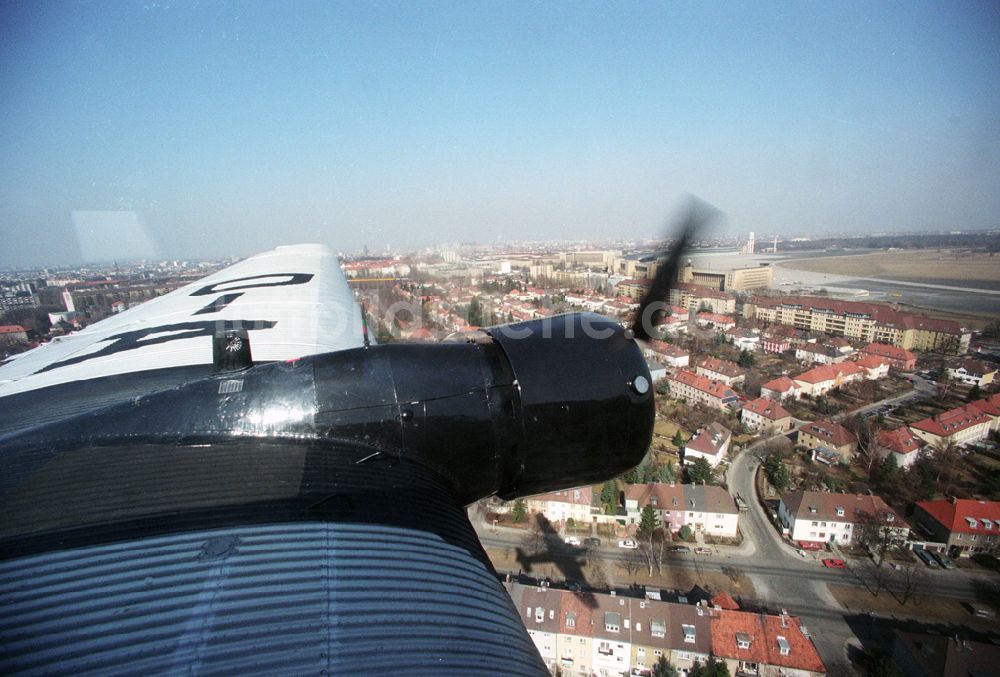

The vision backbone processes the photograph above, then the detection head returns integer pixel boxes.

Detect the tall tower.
[772,236,778,253]
[743,231,755,255]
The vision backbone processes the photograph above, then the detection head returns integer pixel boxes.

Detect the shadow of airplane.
[513,514,601,608]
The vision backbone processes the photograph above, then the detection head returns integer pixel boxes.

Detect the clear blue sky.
[1,1,998,266]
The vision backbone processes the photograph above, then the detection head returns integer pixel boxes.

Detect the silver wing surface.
[0,246,547,675]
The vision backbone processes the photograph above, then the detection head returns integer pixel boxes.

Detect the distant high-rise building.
[772,236,778,253]
[741,231,756,255]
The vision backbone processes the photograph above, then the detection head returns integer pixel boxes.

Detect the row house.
[797,419,856,462]
[696,312,736,331]
[778,490,908,546]
[854,354,890,380]
[652,309,690,336]
[746,295,970,353]
[683,422,732,467]
[712,609,827,677]
[795,340,855,365]
[669,283,737,314]
[695,356,746,386]
[760,375,801,402]
[525,487,596,526]
[666,370,739,411]
[910,404,992,448]
[507,582,825,677]
[0,324,31,344]
[741,397,793,434]
[761,333,791,354]
[624,483,740,538]
[970,393,1000,431]
[946,358,997,388]
[792,362,863,398]
[564,292,608,312]
[859,342,916,370]
[876,426,925,469]
[912,498,1000,557]
[616,278,651,301]
[644,341,690,369]
[725,327,761,352]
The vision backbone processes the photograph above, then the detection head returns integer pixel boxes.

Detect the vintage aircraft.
[0,204,709,674]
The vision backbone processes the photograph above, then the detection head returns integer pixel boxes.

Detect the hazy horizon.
[2,2,998,267]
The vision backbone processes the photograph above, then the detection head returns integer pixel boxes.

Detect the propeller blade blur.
[631,197,721,342]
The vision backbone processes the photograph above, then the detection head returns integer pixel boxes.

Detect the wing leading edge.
[0,244,365,400]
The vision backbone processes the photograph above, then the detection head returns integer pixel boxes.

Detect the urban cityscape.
[3,227,999,676]
[3,2,999,676]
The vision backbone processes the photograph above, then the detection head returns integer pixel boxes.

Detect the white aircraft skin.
[0,245,365,399]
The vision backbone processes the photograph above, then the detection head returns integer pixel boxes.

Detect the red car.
[822,558,846,569]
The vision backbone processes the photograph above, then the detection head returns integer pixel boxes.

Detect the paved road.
[479,377,994,673]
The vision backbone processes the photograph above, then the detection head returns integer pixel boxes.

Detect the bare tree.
[846,414,882,480]
[722,565,744,584]
[892,563,926,606]
[521,515,547,557]
[620,548,644,577]
[854,510,895,568]
[937,440,965,496]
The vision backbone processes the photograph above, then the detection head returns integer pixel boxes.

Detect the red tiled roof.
[742,397,791,421]
[711,591,740,610]
[877,427,924,456]
[861,342,916,363]
[916,499,1000,535]
[697,356,744,378]
[970,394,1000,418]
[760,614,826,673]
[911,404,991,437]
[794,365,838,384]
[696,312,734,324]
[752,295,964,334]
[686,422,731,456]
[647,340,689,358]
[783,490,907,528]
[710,610,769,664]
[799,419,855,448]
[669,370,738,401]
[855,354,889,370]
[528,486,594,505]
[761,375,798,393]
[0,325,29,334]
[795,361,861,384]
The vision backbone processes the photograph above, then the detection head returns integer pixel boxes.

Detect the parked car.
[930,551,956,569]
[694,547,712,555]
[618,539,638,549]
[668,545,691,553]
[584,537,601,548]
[822,558,846,569]
[564,536,581,546]
[914,548,940,567]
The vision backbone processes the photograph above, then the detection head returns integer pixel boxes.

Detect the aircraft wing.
[0,244,366,401]
[0,246,549,675]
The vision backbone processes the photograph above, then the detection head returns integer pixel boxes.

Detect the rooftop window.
[777,636,790,655]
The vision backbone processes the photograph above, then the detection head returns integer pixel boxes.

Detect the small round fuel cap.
[632,375,650,395]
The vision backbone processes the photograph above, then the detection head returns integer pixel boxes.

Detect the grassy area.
[484,546,757,599]
[779,249,1000,285]
[828,583,999,633]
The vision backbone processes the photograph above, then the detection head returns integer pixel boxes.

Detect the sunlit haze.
[1,2,998,266]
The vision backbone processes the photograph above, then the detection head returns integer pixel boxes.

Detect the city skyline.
[2,2,999,267]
